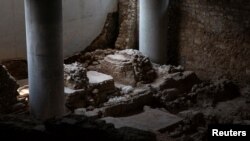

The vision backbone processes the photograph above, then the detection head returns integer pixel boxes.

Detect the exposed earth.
[1,49,249,141]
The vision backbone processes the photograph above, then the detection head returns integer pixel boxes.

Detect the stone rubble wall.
[167,0,250,84]
[83,0,138,52]
[115,0,138,49]
[64,63,89,90]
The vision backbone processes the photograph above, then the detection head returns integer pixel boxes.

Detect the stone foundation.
[101,49,156,86]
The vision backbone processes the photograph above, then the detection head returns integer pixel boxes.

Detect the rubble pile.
[192,79,240,107]
[87,71,117,106]
[151,65,201,113]
[120,49,156,83]
[64,64,118,110]
[103,91,154,117]
[161,79,246,141]
[101,49,156,86]
[153,65,201,93]
[0,49,249,141]
[64,62,89,90]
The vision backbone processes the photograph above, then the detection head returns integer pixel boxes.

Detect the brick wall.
[167,0,250,84]
[115,0,138,49]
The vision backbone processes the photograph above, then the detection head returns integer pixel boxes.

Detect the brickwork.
[167,0,250,84]
[115,0,138,49]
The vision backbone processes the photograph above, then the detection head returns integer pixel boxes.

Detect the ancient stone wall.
[167,0,250,84]
[115,0,138,50]
[81,0,138,52]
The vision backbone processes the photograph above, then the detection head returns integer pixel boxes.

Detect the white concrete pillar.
[139,0,169,64]
[24,0,64,120]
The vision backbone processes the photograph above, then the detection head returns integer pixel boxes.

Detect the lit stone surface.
[87,71,114,84]
[102,107,183,131]
[87,71,115,93]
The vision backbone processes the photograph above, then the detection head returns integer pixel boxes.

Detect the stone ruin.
[87,71,116,106]
[64,62,89,90]
[64,49,157,111]
[101,49,156,86]
[63,49,157,112]
[63,49,202,118]
[62,49,250,141]
[64,62,117,111]
[0,49,249,141]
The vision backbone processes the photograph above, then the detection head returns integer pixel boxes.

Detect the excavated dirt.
[62,49,250,141]
[0,49,249,141]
